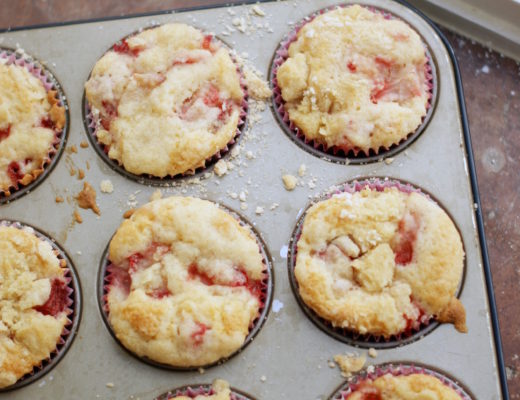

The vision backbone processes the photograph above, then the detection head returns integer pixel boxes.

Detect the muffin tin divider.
[0,1,506,399]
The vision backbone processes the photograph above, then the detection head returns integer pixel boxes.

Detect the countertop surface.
[1,1,519,398]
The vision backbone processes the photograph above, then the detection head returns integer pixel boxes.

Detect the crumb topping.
[295,187,465,337]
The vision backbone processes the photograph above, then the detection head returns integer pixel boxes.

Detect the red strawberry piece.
[33,278,68,317]
[7,161,23,184]
[0,125,11,141]
[190,322,209,345]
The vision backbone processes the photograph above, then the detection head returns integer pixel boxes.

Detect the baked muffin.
[276,5,429,154]
[165,379,232,400]
[84,23,244,177]
[0,225,69,388]
[105,196,266,367]
[345,373,463,399]
[294,184,466,338]
[0,58,65,195]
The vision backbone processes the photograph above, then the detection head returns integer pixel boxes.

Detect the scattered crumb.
[245,151,254,160]
[239,191,247,202]
[243,66,272,100]
[55,196,64,203]
[333,354,366,378]
[149,189,162,201]
[68,145,78,154]
[76,251,82,255]
[106,382,114,388]
[240,203,248,210]
[270,203,279,210]
[328,360,336,368]
[384,157,394,165]
[282,174,297,191]
[73,210,83,224]
[77,169,85,180]
[86,160,90,170]
[123,209,135,219]
[481,65,490,74]
[260,375,267,382]
[229,192,238,199]
[255,206,264,215]
[100,179,114,194]
[68,166,76,177]
[214,159,228,176]
[198,367,205,374]
[368,348,377,358]
[252,5,266,16]
[76,182,101,215]
[298,164,306,177]
[80,141,89,148]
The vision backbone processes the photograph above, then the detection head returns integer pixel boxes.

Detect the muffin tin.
[0,0,507,399]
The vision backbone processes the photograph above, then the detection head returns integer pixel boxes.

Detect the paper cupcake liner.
[288,178,465,348]
[329,363,473,399]
[270,4,436,163]
[0,48,68,202]
[156,383,255,400]
[0,220,81,391]
[97,203,273,370]
[83,28,249,185]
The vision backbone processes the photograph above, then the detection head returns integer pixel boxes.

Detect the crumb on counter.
[100,179,114,194]
[55,196,64,203]
[333,353,366,377]
[76,182,101,215]
[80,141,89,148]
[214,159,228,176]
[282,174,298,191]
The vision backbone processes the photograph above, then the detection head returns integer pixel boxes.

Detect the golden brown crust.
[75,182,100,215]
[277,6,428,153]
[347,373,462,399]
[47,90,66,131]
[294,187,465,337]
[0,226,68,388]
[107,196,265,367]
[438,297,467,333]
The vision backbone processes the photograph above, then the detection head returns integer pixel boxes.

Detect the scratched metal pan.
[0,0,507,399]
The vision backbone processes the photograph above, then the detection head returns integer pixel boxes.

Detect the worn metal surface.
[0,1,502,399]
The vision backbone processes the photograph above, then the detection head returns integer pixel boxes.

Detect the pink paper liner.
[84,29,249,180]
[0,220,77,390]
[289,178,442,346]
[100,204,272,368]
[0,48,67,198]
[330,363,473,399]
[156,383,252,400]
[271,4,435,159]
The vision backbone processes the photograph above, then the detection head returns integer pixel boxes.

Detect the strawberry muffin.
[294,183,466,338]
[162,379,233,400]
[105,196,266,367]
[344,373,464,399]
[276,5,429,154]
[0,225,70,388]
[0,56,65,196]
[84,23,244,177]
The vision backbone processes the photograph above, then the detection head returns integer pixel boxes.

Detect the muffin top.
[276,5,428,153]
[0,59,65,195]
[85,23,244,177]
[106,196,265,367]
[169,379,232,400]
[294,186,466,337]
[0,225,69,388]
[346,373,462,399]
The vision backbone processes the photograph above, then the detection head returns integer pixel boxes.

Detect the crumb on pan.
[67,145,77,154]
[298,164,306,177]
[55,196,64,203]
[123,209,135,219]
[74,210,83,224]
[368,348,378,358]
[149,189,162,201]
[438,297,468,333]
[333,353,366,377]
[214,159,228,176]
[77,169,85,180]
[282,174,297,191]
[80,141,89,148]
[76,182,100,215]
[100,179,114,194]
[243,67,272,100]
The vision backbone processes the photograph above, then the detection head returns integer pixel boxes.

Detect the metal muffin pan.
[0,0,507,399]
